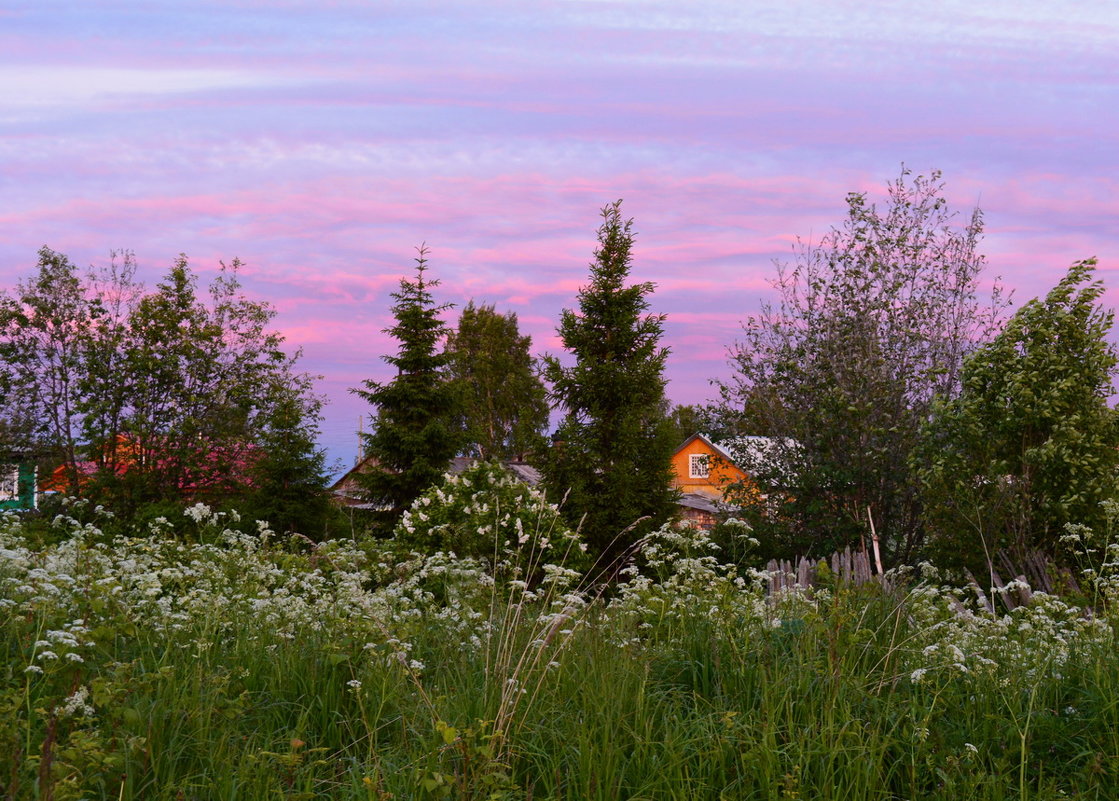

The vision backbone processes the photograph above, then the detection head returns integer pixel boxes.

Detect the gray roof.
[719,435,800,485]
[447,457,541,486]
[333,456,542,504]
[677,491,735,514]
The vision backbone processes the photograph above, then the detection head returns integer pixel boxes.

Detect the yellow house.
[671,433,748,498]
[670,433,757,529]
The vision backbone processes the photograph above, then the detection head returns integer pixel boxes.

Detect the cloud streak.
[2,0,1117,471]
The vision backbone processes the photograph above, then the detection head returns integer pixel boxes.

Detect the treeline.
[3,168,1117,577]
[717,170,1118,575]
[352,204,679,567]
[0,252,332,533]
[346,170,1119,576]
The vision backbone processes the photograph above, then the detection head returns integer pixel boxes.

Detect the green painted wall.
[0,462,37,510]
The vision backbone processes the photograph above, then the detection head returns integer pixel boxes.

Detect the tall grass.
[3,506,1119,799]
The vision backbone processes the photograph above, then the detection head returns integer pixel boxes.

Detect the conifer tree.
[243,375,332,537]
[353,247,461,532]
[542,201,678,566]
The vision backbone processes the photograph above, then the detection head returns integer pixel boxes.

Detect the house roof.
[721,435,800,485]
[331,456,543,504]
[677,491,738,514]
[38,436,263,495]
[674,432,739,463]
[447,457,541,486]
[675,432,799,485]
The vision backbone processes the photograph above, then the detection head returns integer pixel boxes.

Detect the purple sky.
[3,1,1117,474]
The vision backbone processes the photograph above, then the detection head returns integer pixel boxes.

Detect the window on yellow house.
[689,454,709,479]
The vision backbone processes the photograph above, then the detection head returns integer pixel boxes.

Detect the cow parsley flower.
[184,503,212,523]
[59,686,95,718]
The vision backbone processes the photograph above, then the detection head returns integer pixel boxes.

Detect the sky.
[2,0,1118,476]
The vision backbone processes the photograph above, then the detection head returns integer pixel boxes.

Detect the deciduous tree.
[719,169,1003,563]
[0,248,94,492]
[446,301,548,461]
[77,250,143,479]
[1,248,325,514]
[109,256,294,506]
[919,259,1119,569]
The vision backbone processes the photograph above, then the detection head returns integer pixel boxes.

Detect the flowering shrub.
[900,580,1112,688]
[393,461,586,571]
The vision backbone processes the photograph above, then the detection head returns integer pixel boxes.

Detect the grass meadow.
[3,501,1119,800]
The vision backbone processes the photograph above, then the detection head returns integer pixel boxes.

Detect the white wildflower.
[58,686,95,718]
[184,502,212,523]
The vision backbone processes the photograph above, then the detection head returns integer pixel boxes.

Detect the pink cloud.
[4,0,1118,472]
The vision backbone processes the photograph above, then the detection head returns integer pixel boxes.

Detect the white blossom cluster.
[0,506,585,678]
[606,522,780,646]
[901,581,1113,686]
[395,463,585,563]
[5,505,1119,698]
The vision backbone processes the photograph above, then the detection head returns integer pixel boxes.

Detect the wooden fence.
[765,546,1081,614]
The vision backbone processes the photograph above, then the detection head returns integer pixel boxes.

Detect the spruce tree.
[243,375,332,538]
[353,248,461,533]
[542,201,678,566]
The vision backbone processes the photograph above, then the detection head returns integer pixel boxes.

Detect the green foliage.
[1,248,327,521]
[75,250,143,487]
[240,377,333,538]
[6,507,1119,799]
[719,168,1002,563]
[446,302,548,461]
[393,461,585,572]
[82,255,318,514]
[0,247,93,487]
[354,248,463,533]
[542,201,678,565]
[919,259,1119,568]
[663,403,700,448]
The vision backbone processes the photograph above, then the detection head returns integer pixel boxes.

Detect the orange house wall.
[671,439,750,499]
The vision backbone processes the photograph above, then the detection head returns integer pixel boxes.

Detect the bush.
[393,461,586,572]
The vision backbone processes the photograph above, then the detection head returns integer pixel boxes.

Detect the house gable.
[670,433,748,499]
